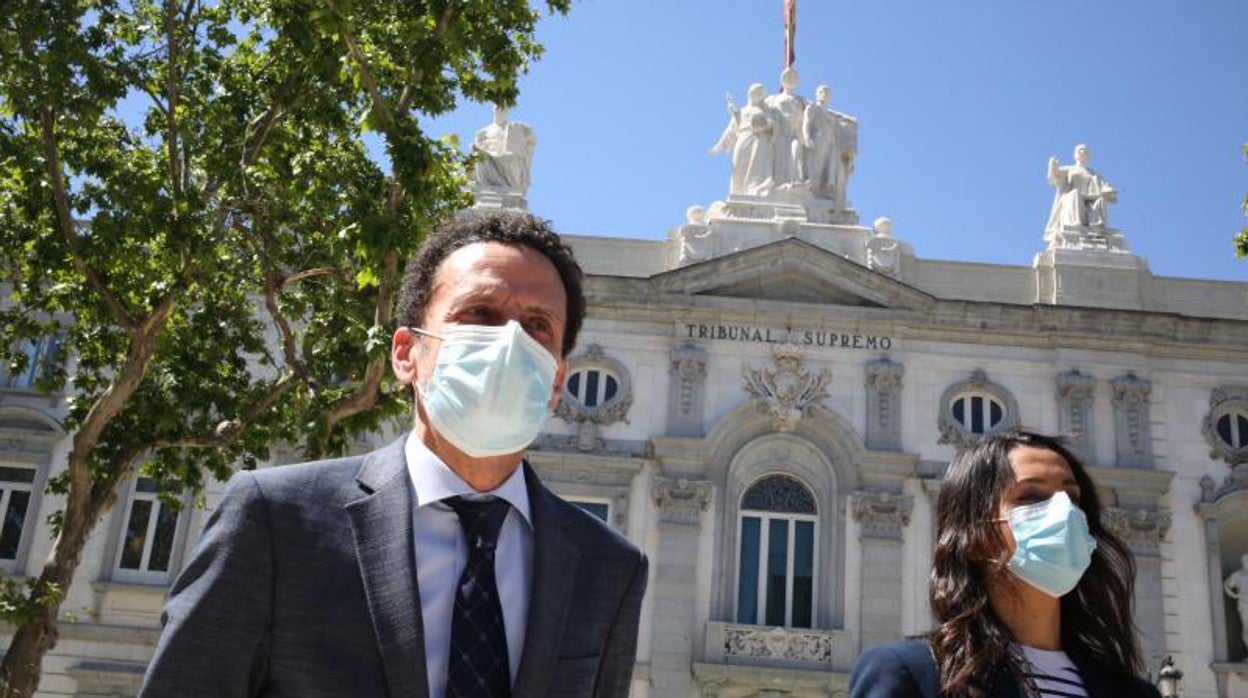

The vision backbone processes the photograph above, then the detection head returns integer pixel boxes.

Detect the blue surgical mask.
[411,320,558,458]
[1003,491,1097,597]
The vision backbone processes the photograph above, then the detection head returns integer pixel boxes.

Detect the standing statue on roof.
[803,84,858,206]
[711,84,783,196]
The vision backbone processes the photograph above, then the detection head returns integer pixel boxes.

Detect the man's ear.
[391,327,420,386]
[548,358,568,411]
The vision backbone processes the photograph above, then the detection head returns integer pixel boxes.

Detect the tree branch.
[315,247,399,439]
[32,99,137,330]
[335,15,395,133]
[280,266,348,288]
[259,233,303,372]
[395,1,458,116]
[164,0,184,201]
[152,370,302,450]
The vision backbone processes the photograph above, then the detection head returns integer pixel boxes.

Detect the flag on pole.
[783,0,797,68]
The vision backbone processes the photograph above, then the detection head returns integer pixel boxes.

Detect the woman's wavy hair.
[928,430,1142,697]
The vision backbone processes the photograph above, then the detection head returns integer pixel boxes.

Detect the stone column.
[851,490,914,652]
[649,477,713,698]
[1112,373,1153,468]
[1104,505,1172,671]
[1199,476,1231,664]
[668,344,707,438]
[1056,369,1096,460]
[865,359,904,451]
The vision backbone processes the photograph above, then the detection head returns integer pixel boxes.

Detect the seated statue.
[471,106,536,196]
[866,217,900,277]
[1045,143,1116,240]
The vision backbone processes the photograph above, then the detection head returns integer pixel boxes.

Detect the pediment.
[649,238,934,310]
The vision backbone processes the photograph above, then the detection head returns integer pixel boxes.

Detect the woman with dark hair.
[850,430,1160,697]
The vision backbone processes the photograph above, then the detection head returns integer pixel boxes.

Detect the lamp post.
[1158,655,1183,698]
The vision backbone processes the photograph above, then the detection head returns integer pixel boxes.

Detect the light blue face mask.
[1003,491,1097,598]
[411,320,558,458]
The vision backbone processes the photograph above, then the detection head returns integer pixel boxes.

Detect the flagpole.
[783,0,797,69]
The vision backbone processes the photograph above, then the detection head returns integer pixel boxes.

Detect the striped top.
[1019,645,1088,697]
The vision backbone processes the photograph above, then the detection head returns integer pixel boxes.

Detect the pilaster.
[668,344,708,438]
[1056,369,1097,460]
[851,489,913,652]
[648,476,714,698]
[1112,372,1153,468]
[865,359,904,452]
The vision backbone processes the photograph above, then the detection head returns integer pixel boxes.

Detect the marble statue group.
[711,67,858,206]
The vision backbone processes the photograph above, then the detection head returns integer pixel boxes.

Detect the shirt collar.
[404,431,532,527]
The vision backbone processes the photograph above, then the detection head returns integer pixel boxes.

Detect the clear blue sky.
[429,0,1248,283]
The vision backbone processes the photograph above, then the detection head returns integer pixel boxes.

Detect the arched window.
[1216,411,1248,451]
[736,474,817,629]
[1205,388,1248,465]
[938,370,1020,448]
[554,344,633,429]
[951,393,1006,435]
[566,368,620,409]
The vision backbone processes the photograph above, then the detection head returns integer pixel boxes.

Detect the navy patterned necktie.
[444,496,512,698]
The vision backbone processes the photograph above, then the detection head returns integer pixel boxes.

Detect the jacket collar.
[511,461,582,696]
[345,436,429,698]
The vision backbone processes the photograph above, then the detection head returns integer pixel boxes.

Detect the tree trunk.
[0,484,112,697]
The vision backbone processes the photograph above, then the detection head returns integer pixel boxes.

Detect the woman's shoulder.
[850,637,941,698]
[859,637,936,666]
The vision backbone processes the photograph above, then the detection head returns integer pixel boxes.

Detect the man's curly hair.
[395,212,586,357]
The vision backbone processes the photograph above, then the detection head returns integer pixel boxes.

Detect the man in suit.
[140,212,649,698]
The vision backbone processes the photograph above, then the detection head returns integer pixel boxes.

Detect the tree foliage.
[1237,144,1247,259]
[0,0,568,693]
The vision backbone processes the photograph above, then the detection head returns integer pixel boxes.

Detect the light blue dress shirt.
[405,433,534,698]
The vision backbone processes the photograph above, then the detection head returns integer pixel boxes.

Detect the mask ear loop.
[406,327,444,397]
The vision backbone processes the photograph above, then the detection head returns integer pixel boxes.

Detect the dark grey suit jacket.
[140,436,648,697]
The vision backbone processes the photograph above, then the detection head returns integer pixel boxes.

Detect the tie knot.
[445,496,511,551]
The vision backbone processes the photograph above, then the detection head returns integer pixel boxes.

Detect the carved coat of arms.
[742,345,830,431]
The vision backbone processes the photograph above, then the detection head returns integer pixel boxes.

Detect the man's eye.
[524,319,552,336]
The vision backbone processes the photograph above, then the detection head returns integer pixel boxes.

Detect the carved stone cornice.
[851,489,913,539]
[1056,369,1096,399]
[652,476,713,525]
[1200,467,1248,506]
[671,343,708,382]
[1103,506,1171,556]
[865,359,904,393]
[1111,372,1152,405]
[722,624,837,664]
[742,345,830,432]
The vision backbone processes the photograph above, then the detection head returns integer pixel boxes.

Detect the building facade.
[3,73,1248,698]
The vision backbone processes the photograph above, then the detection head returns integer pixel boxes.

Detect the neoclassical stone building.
[3,73,1248,698]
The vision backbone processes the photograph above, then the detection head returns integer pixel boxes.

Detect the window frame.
[733,474,820,629]
[1,334,61,392]
[106,476,192,585]
[937,370,1020,448]
[553,343,633,427]
[0,464,39,573]
[1204,387,1248,466]
[567,496,613,523]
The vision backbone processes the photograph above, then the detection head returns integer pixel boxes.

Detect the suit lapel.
[512,462,582,697]
[345,437,429,698]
